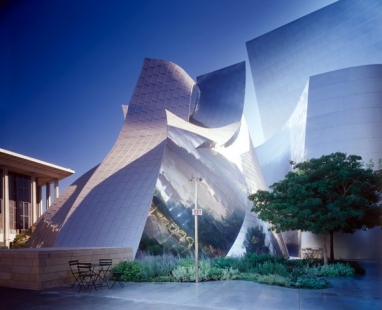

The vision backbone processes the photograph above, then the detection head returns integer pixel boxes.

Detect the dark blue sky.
[1,0,336,192]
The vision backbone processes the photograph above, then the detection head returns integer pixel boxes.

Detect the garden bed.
[111,253,362,289]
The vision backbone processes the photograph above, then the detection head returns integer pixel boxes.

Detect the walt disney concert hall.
[28,0,382,259]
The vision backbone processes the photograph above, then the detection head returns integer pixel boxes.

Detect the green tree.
[249,152,382,264]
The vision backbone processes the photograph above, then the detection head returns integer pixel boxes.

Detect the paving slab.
[0,260,381,310]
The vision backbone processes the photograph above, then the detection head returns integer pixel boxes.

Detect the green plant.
[211,256,241,270]
[112,261,145,282]
[171,259,239,282]
[138,253,178,279]
[311,263,355,277]
[249,153,382,263]
[221,267,240,280]
[209,267,225,280]
[242,252,286,271]
[257,274,291,287]
[172,265,194,282]
[237,272,259,281]
[255,261,289,277]
[337,260,365,275]
[152,276,174,282]
[198,261,211,281]
[176,258,195,268]
[292,276,331,289]
[111,254,360,290]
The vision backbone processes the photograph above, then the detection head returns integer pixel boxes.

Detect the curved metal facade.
[248,0,382,259]
[305,65,382,164]
[247,0,382,140]
[28,0,382,260]
[28,58,286,257]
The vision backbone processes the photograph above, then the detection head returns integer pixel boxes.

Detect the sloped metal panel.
[247,0,382,140]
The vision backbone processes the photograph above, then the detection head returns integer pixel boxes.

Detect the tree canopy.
[249,152,382,263]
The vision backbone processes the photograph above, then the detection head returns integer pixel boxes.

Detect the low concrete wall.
[0,247,133,290]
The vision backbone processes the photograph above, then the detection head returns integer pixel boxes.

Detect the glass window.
[19,201,31,230]
[9,200,16,231]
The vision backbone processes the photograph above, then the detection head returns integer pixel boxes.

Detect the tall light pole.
[189,174,202,283]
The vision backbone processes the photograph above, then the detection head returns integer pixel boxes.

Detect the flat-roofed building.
[0,148,74,246]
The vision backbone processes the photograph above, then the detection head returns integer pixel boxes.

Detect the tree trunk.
[322,234,328,265]
[329,231,334,261]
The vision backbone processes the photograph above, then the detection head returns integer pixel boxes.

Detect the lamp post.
[189,174,202,283]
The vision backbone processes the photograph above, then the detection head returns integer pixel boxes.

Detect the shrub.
[292,276,331,289]
[211,256,241,270]
[257,274,290,287]
[172,265,194,282]
[336,260,365,275]
[172,260,239,282]
[112,261,145,282]
[172,260,213,282]
[284,259,310,281]
[221,267,240,280]
[311,263,355,277]
[138,253,178,279]
[255,261,289,277]
[198,261,212,281]
[176,258,195,268]
[112,254,359,290]
[209,267,224,280]
[241,252,286,271]
[237,272,259,281]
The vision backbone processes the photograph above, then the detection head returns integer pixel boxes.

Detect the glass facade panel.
[19,201,31,231]
[6,172,32,232]
[9,200,16,232]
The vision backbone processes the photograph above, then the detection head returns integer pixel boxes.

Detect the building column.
[54,178,59,200]
[31,173,37,224]
[45,182,51,210]
[2,166,9,247]
[37,185,42,218]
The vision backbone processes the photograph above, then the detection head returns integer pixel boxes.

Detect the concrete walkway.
[1,260,381,310]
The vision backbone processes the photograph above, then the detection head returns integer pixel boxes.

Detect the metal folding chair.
[110,270,125,288]
[68,260,80,288]
[77,263,97,292]
[96,259,112,288]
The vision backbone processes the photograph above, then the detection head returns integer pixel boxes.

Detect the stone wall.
[0,247,133,290]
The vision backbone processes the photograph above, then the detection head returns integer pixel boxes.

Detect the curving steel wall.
[28,58,286,257]
[247,0,382,259]
[247,0,382,140]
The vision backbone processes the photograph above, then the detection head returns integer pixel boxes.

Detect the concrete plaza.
[1,260,381,310]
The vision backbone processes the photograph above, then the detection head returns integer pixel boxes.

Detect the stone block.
[0,265,12,273]
[46,257,73,266]
[43,264,67,274]
[12,265,31,274]
[0,272,10,280]
[11,272,30,282]
[0,257,14,265]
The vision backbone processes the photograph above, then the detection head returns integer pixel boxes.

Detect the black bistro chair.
[110,270,125,288]
[77,263,97,292]
[96,259,112,288]
[68,260,80,288]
